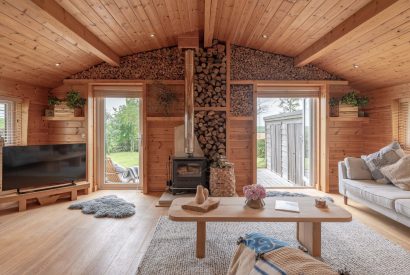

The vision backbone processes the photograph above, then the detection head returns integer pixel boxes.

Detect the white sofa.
[338,161,410,227]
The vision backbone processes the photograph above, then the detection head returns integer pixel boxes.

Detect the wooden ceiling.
[0,0,409,90]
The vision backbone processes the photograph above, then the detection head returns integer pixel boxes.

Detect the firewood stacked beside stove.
[194,111,226,161]
[194,40,227,107]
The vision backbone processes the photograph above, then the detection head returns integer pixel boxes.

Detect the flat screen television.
[2,144,86,191]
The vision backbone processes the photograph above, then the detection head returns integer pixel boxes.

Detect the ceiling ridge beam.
[30,0,120,66]
[204,0,218,48]
[294,0,401,67]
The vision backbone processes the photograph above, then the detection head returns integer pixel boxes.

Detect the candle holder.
[315,198,327,208]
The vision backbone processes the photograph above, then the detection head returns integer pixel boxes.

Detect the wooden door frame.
[254,82,327,190]
[90,83,144,190]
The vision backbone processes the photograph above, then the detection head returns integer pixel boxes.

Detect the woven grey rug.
[137,217,410,275]
[68,195,135,218]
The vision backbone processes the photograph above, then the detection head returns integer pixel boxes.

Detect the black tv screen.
[2,144,86,191]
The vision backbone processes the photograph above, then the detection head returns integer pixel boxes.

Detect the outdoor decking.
[257,168,294,188]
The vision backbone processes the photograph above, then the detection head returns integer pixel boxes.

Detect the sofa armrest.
[338,161,348,196]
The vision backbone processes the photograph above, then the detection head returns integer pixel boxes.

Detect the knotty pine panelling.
[229,120,253,191]
[327,85,366,192]
[147,120,182,192]
[362,83,410,154]
[0,79,49,145]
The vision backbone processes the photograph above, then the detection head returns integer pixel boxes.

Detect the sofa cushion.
[380,155,410,190]
[362,141,405,184]
[395,199,410,218]
[344,180,410,209]
[344,157,372,180]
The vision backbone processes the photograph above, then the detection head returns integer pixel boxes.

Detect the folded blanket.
[228,233,337,275]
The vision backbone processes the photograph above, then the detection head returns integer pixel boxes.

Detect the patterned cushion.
[344,157,372,180]
[380,155,410,190]
[362,142,405,184]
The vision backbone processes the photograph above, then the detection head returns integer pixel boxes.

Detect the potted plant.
[47,94,76,117]
[65,90,86,117]
[339,91,369,117]
[243,184,267,209]
[357,96,369,117]
[45,95,62,117]
[329,97,339,117]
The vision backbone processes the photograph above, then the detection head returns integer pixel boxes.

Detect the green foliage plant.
[48,95,62,106]
[65,90,86,109]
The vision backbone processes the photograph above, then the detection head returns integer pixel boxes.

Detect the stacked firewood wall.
[194,40,227,107]
[230,85,253,116]
[194,111,226,161]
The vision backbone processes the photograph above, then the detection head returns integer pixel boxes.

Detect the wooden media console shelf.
[0,182,89,211]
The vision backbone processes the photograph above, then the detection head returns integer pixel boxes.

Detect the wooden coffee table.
[169,197,352,258]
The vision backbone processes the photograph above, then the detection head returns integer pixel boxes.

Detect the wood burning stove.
[168,49,208,194]
[170,157,208,194]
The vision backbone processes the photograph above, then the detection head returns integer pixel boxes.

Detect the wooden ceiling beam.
[294,0,401,67]
[30,0,120,66]
[204,0,218,48]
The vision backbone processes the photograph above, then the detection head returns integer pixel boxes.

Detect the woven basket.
[210,165,236,197]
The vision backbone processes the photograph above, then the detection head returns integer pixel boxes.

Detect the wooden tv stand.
[0,182,89,211]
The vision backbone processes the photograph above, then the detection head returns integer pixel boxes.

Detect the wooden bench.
[0,182,89,211]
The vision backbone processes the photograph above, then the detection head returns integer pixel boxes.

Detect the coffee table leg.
[196,221,206,258]
[297,222,321,257]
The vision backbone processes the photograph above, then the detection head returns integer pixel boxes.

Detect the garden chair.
[105,157,138,183]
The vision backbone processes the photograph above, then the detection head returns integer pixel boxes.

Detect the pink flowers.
[243,184,267,201]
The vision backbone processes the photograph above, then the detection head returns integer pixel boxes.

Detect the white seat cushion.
[395,199,410,218]
[344,179,385,202]
[344,180,410,209]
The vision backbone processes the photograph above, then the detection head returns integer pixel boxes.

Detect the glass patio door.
[94,85,143,189]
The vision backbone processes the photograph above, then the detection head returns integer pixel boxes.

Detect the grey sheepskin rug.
[68,195,135,218]
[266,190,334,202]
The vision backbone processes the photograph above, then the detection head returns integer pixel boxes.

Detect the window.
[397,99,410,150]
[0,100,22,146]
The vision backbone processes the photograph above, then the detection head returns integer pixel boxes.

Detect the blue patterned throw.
[238,233,288,254]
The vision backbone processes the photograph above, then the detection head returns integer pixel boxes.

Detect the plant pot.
[74,108,83,117]
[50,103,74,117]
[358,110,366,117]
[246,198,265,209]
[339,103,358,117]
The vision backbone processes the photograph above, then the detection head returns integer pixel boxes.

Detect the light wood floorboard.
[0,189,408,275]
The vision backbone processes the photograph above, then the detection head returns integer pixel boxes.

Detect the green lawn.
[108,151,139,168]
[257,157,266,168]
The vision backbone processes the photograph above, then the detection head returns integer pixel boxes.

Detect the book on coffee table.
[275,200,300,213]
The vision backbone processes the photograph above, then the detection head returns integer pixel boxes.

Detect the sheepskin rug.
[68,195,135,218]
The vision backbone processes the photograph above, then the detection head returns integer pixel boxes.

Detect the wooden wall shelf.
[147,117,184,122]
[0,182,89,212]
[329,117,370,123]
[42,116,85,121]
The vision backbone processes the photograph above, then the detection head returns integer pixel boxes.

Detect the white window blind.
[0,99,22,146]
[256,85,320,98]
[93,85,143,98]
[398,99,410,149]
